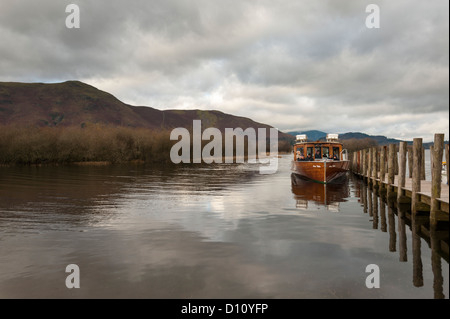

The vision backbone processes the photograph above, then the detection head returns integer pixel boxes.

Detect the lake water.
[0,155,448,299]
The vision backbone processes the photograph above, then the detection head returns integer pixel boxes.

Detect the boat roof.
[294,140,343,145]
[294,133,342,145]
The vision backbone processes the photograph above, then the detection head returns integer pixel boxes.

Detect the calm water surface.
[0,156,448,298]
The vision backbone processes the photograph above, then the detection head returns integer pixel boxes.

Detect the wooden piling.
[412,138,423,214]
[380,146,386,184]
[394,144,399,175]
[372,147,378,186]
[397,141,407,202]
[408,146,413,178]
[368,148,373,185]
[387,144,396,199]
[350,136,449,219]
[421,147,426,180]
[359,151,363,175]
[430,134,444,224]
[363,149,368,182]
[361,150,365,179]
[446,144,449,184]
[430,145,434,177]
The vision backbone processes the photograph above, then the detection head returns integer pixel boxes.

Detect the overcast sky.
[0,0,448,142]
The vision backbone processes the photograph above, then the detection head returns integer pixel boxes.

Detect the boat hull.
[291,160,350,184]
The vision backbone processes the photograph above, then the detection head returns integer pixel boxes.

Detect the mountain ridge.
[1,80,445,148]
[0,80,293,141]
[286,130,447,148]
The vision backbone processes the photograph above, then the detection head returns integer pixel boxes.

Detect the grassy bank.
[342,138,378,153]
[0,125,173,165]
[0,125,292,166]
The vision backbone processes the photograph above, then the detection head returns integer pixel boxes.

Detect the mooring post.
[430,145,434,176]
[352,152,354,172]
[361,150,366,179]
[398,142,409,263]
[408,146,413,178]
[412,138,423,214]
[397,141,407,202]
[394,144,399,175]
[372,147,378,187]
[430,134,444,225]
[358,150,362,175]
[363,149,368,182]
[380,146,386,185]
[421,147,426,181]
[351,152,355,172]
[446,144,449,185]
[368,148,373,186]
[387,144,396,199]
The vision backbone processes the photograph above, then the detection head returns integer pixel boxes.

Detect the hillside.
[0,81,149,127]
[0,81,293,141]
[287,130,327,141]
[337,132,403,145]
[286,130,402,145]
[286,130,447,148]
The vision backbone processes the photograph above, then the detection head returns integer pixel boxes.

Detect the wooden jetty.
[350,134,449,224]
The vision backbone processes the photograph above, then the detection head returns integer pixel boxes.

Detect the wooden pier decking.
[350,134,449,220]
[358,175,450,215]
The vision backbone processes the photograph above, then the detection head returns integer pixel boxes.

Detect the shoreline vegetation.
[0,125,293,166]
[0,125,173,166]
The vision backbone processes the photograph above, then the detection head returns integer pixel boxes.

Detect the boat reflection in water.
[291,173,350,212]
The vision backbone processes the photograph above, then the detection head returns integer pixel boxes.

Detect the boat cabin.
[293,134,344,161]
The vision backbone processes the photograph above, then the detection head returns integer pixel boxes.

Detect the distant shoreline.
[0,154,292,168]
[0,123,294,166]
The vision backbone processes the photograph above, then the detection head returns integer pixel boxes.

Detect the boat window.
[306,147,314,161]
[322,147,330,158]
[295,147,305,161]
[333,147,340,160]
[314,146,321,159]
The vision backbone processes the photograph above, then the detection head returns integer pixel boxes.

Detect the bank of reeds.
[0,125,293,166]
[0,125,173,165]
[342,138,378,153]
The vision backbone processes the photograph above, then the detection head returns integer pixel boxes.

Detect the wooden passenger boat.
[291,134,350,184]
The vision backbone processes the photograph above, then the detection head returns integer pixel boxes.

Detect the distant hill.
[286,130,447,148]
[338,132,403,145]
[287,130,327,141]
[286,130,401,145]
[0,81,293,141]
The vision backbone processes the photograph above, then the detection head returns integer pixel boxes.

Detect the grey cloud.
[0,0,448,140]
